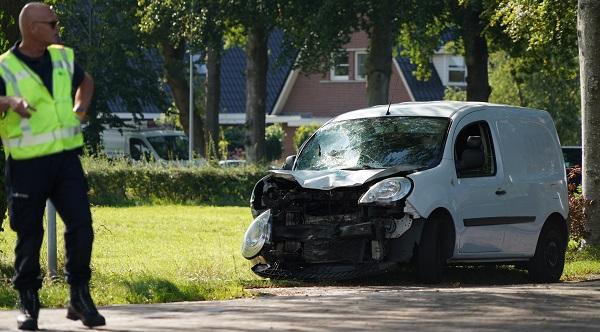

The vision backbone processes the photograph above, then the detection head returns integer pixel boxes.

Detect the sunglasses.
[35,20,59,29]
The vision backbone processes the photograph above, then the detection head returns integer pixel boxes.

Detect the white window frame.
[447,55,467,86]
[355,50,368,81]
[330,52,350,81]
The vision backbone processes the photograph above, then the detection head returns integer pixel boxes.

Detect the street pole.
[188,1,194,161]
[46,200,58,279]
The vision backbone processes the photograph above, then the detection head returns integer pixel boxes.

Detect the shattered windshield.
[295,116,449,171]
[147,135,189,160]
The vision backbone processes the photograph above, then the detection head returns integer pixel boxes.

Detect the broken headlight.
[358,177,412,205]
[241,209,272,259]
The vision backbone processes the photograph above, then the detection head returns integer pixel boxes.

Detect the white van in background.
[101,127,204,165]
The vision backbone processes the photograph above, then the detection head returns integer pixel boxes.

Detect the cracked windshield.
[295,117,449,171]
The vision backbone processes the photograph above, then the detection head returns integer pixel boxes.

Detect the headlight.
[241,210,272,259]
[358,177,412,205]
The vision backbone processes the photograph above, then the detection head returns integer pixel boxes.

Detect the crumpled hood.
[269,169,387,190]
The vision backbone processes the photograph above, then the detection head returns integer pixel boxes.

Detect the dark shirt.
[0,42,85,97]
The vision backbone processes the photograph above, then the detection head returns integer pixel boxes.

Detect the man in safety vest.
[0,3,105,330]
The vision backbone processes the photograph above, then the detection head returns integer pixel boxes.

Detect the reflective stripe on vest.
[1,125,81,149]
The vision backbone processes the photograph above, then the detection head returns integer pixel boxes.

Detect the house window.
[448,56,466,85]
[355,52,368,81]
[331,53,349,81]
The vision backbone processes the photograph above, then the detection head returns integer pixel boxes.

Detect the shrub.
[293,124,321,152]
[265,123,285,162]
[81,157,268,206]
[222,126,245,157]
[568,167,588,240]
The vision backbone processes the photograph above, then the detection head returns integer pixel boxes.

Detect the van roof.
[331,101,544,122]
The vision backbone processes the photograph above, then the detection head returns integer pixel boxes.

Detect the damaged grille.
[262,181,370,264]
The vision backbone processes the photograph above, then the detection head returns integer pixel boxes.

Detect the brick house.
[219,29,466,158]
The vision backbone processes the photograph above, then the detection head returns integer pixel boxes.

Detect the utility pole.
[188,0,195,161]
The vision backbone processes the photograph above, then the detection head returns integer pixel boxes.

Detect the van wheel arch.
[415,208,456,283]
[544,213,569,245]
[528,213,568,283]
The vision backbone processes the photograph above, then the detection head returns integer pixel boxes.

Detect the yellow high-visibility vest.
[0,44,83,160]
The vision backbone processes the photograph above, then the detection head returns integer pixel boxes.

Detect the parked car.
[218,159,246,168]
[562,146,582,186]
[562,146,582,169]
[102,127,204,166]
[242,101,568,283]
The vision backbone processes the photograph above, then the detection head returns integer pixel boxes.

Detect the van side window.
[454,121,496,178]
[130,138,150,161]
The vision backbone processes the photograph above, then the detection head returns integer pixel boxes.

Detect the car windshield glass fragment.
[147,135,189,160]
[295,116,449,171]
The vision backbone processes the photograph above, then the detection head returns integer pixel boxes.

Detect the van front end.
[241,174,424,281]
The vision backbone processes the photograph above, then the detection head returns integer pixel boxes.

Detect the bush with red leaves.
[567,166,588,240]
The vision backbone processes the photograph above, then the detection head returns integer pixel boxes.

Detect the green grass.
[0,205,271,309]
[1,205,600,309]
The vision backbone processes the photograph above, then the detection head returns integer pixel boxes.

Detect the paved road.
[1,280,599,331]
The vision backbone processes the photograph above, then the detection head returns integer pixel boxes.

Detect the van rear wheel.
[528,224,566,283]
[416,218,445,284]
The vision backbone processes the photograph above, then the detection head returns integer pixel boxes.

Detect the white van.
[102,127,200,164]
[242,101,568,283]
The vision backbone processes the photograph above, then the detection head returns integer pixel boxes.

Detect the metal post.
[46,200,58,279]
[188,1,194,161]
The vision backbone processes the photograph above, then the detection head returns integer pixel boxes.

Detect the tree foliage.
[48,0,170,152]
[489,0,580,144]
[280,0,438,106]
[264,123,284,162]
[0,10,9,52]
[138,0,229,158]
[293,124,320,152]
[488,51,580,145]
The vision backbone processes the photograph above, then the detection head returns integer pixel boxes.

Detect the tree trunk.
[579,0,600,245]
[461,3,491,102]
[205,44,222,160]
[2,0,27,44]
[160,41,205,157]
[366,0,394,106]
[244,23,268,164]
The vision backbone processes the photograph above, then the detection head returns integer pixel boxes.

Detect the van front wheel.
[416,218,445,284]
[528,224,566,283]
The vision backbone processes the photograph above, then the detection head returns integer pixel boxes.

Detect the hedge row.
[81,157,268,206]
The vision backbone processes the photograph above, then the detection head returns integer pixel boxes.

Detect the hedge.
[81,157,268,206]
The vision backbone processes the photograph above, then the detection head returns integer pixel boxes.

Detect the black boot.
[17,289,40,331]
[66,283,105,327]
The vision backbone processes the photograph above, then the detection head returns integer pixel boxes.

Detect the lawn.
[0,205,599,309]
[0,205,269,309]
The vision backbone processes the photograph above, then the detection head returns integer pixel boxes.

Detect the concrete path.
[1,280,599,331]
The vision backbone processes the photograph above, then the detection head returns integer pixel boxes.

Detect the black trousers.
[6,149,94,290]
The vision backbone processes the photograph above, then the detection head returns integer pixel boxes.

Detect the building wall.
[281,34,412,119]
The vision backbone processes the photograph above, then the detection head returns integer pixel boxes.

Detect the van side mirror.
[282,155,296,170]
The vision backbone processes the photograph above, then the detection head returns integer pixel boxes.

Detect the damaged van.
[242,102,568,283]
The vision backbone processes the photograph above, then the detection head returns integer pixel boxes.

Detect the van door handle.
[495,189,506,196]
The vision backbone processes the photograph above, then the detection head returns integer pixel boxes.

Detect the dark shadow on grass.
[121,277,189,303]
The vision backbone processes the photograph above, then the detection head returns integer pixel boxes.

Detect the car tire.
[528,224,566,283]
[416,218,445,284]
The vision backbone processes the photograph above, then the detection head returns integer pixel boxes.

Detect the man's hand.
[0,96,35,118]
